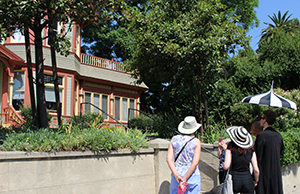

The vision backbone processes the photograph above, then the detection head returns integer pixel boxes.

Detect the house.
[0,22,148,128]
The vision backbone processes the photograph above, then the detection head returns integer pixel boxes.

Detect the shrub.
[281,130,300,167]
[128,113,179,139]
[228,102,264,130]
[202,115,229,143]
[70,112,104,129]
[20,105,52,130]
[128,115,155,133]
[1,126,149,153]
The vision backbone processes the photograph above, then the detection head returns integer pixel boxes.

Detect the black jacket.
[255,127,284,194]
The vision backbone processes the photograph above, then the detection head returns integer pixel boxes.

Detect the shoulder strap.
[175,137,196,162]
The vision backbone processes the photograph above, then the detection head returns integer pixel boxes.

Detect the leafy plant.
[281,130,300,167]
[129,113,179,139]
[20,105,52,130]
[1,126,149,153]
[69,112,104,129]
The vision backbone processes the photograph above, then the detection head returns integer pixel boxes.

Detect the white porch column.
[8,76,14,106]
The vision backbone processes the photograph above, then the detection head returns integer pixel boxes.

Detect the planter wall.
[0,150,155,194]
[0,138,299,194]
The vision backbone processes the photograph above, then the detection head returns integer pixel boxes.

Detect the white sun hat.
[225,126,254,149]
[178,116,201,134]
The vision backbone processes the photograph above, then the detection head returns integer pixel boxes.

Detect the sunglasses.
[261,117,265,120]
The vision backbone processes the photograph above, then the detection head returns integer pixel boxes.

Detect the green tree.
[81,0,148,61]
[122,0,256,135]
[0,0,103,128]
[258,28,300,90]
[259,11,299,44]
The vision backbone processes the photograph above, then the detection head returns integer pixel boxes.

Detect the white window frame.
[114,96,136,122]
[84,92,109,120]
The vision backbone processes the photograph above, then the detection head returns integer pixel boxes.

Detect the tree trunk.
[49,24,62,127]
[197,86,203,137]
[204,92,209,126]
[188,77,195,115]
[34,28,48,128]
[196,66,204,137]
[24,28,38,129]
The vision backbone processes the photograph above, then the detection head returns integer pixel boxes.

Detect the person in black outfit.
[223,126,260,194]
[256,110,284,194]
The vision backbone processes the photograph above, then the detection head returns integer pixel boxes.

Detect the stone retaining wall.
[0,138,298,194]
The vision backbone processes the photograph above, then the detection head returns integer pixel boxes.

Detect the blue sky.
[248,0,300,51]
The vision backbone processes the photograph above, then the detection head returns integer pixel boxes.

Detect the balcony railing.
[80,53,125,72]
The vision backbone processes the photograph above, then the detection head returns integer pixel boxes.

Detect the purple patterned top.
[172,134,200,177]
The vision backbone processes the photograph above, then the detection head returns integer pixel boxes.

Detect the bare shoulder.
[194,137,201,145]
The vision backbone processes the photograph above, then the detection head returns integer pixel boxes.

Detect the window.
[47,22,62,45]
[84,92,108,119]
[129,99,135,119]
[122,98,128,121]
[45,88,62,110]
[102,95,108,119]
[44,74,63,85]
[12,71,25,110]
[93,94,100,114]
[12,28,24,43]
[44,74,63,111]
[85,92,91,113]
[115,97,120,120]
[114,96,136,121]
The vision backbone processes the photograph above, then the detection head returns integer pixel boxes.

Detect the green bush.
[128,113,179,139]
[1,126,149,153]
[129,115,156,133]
[20,105,52,130]
[281,130,300,167]
[69,112,104,129]
[201,115,229,143]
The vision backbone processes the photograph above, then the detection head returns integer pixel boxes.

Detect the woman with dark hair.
[223,126,260,194]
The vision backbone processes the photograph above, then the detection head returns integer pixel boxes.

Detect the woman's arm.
[166,137,182,183]
[181,138,201,183]
[223,149,232,170]
[251,152,260,186]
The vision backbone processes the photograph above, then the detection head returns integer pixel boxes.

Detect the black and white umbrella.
[241,82,297,110]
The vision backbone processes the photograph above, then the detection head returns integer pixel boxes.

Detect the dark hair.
[252,121,263,132]
[227,141,254,155]
[263,110,278,125]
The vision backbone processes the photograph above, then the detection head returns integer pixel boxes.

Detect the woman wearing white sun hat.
[166,116,201,194]
[223,126,260,194]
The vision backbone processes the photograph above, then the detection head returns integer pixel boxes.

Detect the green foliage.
[0,125,24,145]
[228,89,300,132]
[272,88,300,132]
[129,115,156,133]
[201,124,228,144]
[228,102,263,130]
[69,112,104,129]
[129,113,179,139]
[281,130,300,167]
[20,106,52,130]
[257,28,300,90]
[1,126,149,153]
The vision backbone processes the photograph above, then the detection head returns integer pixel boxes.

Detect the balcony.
[80,53,125,72]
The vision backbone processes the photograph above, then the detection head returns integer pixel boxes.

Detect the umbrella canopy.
[241,82,297,110]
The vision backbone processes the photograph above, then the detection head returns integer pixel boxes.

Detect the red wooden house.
[0,22,147,128]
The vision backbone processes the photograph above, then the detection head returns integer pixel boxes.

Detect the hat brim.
[178,121,201,134]
[225,126,254,149]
